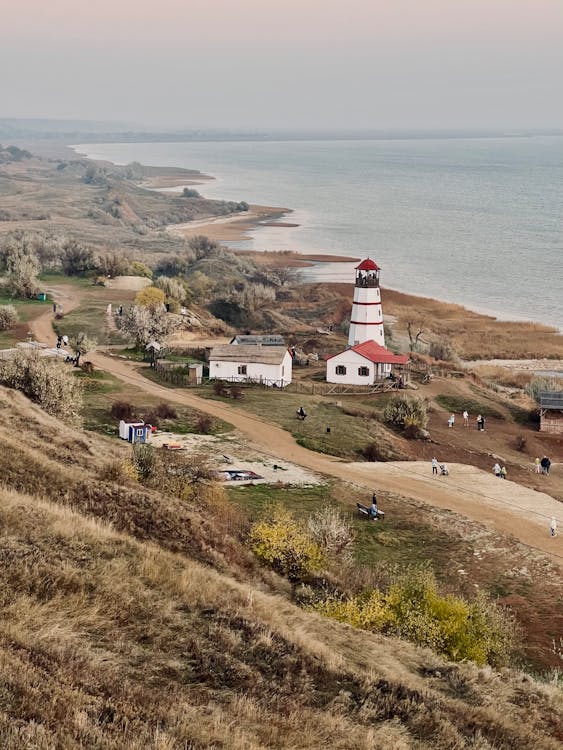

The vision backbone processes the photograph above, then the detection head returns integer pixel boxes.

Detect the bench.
[356,502,385,520]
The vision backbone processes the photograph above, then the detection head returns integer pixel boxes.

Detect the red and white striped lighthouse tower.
[347,258,385,347]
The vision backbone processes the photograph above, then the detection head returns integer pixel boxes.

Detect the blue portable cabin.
[119,420,152,443]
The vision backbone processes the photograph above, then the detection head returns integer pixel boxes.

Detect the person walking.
[448,413,455,428]
[541,456,549,475]
[463,410,469,427]
[477,414,483,431]
[493,462,501,478]
[550,517,557,537]
[500,466,507,479]
[431,457,438,476]
[534,457,541,474]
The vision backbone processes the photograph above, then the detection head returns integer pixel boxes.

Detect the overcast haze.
[2,0,563,131]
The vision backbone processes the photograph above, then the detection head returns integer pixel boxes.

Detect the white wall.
[326,350,391,384]
[347,285,385,347]
[209,351,292,387]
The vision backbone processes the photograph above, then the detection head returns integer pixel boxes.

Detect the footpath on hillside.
[32,285,563,569]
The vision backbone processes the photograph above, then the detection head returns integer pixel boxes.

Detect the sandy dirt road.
[32,288,563,568]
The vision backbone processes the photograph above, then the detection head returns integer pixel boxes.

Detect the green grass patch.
[200,385,396,460]
[227,483,330,518]
[435,395,503,420]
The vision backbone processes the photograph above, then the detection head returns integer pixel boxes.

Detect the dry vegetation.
[0,386,562,748]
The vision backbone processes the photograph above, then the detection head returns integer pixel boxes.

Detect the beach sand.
[166,204,292,243]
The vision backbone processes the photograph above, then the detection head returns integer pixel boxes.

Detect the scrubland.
[0,386,562,748]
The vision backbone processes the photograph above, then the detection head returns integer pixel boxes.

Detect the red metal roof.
[327,339,409,365]
[355,258,380,271]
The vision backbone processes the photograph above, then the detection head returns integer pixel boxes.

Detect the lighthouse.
[347,258,385,348]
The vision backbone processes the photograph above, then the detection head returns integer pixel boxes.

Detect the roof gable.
[210,344,290,365]
[327,340,409,365]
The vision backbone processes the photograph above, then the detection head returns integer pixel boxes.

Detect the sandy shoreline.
[166,204,292,243]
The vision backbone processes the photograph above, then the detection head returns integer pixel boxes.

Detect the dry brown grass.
[0,385,562,748]
[1,485,562,749]
[382,288,563,360]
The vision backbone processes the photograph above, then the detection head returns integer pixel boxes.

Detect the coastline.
[70,144,563,334]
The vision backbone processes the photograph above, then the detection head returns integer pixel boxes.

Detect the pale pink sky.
[2,0,563,129]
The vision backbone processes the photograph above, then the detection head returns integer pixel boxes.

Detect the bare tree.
[406,317,427,352]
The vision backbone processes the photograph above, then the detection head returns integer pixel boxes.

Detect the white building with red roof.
[326,340,409,385]
[326,258,409,385]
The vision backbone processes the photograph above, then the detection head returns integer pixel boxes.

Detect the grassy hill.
[0,386,561,749]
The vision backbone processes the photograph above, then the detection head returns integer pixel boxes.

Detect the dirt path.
[88,351,562,567]
[30,286,562,568]
[31,283,82,346]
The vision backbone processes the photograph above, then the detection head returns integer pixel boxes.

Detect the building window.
[237,365,247,375]
[358,366,369,377]
[335,365,347,375]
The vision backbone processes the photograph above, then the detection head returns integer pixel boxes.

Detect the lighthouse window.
[237,365,247,375]
[335,365,347,375]
[358,366,369,377]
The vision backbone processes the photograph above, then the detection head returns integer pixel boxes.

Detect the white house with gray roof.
[209,344,292,387]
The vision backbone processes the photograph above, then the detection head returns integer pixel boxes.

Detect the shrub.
[110,400,134,420]
[195,413,213,434]
[156,402,177,419]
[0,304,17,331]
[61,239,97,276]
[250,506,324,582]
[80,361,94,374]
[131,443,157,482]
[99,459,138,484]
[384,394,428,430]
[306,506,355,563]
[182,187,201,198]
[212,380,228,397]
[311,568,514,667]
[129,261,153,278]
[229,385,243,400]
[135,286,166,311]
[428,336,457,362]
[515,434,527,452]
[0,350,82,425]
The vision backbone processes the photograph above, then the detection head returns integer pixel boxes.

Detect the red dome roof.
[355,258,380,271]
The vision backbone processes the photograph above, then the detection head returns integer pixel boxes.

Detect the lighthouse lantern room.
[347,258,385,348]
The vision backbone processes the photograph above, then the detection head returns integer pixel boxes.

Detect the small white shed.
[209,344,292,387]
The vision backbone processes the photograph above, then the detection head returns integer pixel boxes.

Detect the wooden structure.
[539,391,563,434]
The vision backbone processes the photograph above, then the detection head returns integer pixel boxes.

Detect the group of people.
[535,456,552,475]
[492,462,508,479]
[431,457,449,476]
[447,411,485,430]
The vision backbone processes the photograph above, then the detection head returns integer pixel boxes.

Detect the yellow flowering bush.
[250,506,324,582]
[311,569,513,667]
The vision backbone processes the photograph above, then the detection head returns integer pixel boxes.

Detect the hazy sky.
[2,0,563,130]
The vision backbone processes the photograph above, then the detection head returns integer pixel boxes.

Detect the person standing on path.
[477,414,483,431]
[448,414,455,428]
[534,457,541,474]
[500,466,507,479]
[550,517,557,537]
[463,410,469,427]
[431,457,438,476]
[493,462,501,478]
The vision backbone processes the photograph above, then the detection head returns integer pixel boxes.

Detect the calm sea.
[74,137,563,330]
